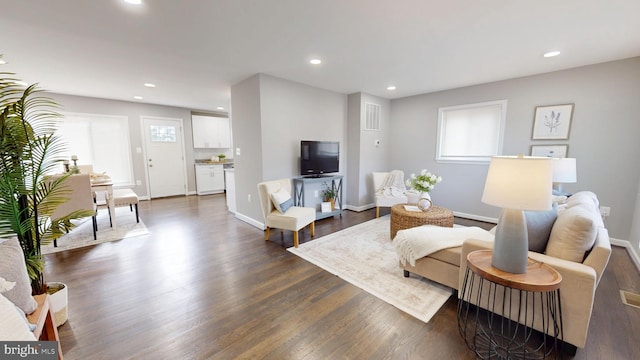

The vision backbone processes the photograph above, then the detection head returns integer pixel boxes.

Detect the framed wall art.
[530,144,568,158]
[531,103,574,140]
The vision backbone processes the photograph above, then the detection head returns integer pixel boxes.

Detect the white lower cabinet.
[195,164,224,195]
[225,169,236,213]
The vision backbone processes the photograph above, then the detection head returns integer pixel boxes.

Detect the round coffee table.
[390,204,454,239]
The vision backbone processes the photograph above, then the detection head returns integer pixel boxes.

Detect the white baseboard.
[453,211,498,224]
[344,203,375,212]
[611,238,640,273]
[234,212,265,230]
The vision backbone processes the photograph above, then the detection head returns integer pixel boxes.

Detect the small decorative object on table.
[322,181,338,210]
[405,169,442,206]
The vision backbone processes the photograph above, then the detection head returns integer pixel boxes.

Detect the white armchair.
[257,179,315,248]
[373,171,408,218]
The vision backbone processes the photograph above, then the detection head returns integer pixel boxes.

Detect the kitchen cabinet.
[225,169,236,213]
[192,115,231,148]
[195,164,225,195]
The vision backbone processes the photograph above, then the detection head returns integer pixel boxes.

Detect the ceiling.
[1,0,639,112]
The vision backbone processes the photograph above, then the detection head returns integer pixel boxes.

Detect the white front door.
[141,116,187,198]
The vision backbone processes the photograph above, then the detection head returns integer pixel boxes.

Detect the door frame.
[140,116,188,198]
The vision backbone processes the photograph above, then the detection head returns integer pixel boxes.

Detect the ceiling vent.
[365,103,381,131]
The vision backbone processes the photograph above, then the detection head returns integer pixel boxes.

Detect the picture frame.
[320,201,332,213]
[532,103,574,140]
[530,144,568,158]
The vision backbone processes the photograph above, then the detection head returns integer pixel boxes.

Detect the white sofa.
[398,191,612,353]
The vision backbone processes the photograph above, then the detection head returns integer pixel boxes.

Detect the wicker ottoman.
[390,204,454,239]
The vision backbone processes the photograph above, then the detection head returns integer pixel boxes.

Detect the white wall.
[389,57,640,243]
[231,74,348,226]
[230,74,264,224]
[48,93,195,197]
[346,93,391,208]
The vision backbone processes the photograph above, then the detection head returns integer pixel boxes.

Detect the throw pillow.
[0,292,37,341]
[0,238,38,314]
[271,188,293,214]
[524,203,558,253]
[545,204,598,262]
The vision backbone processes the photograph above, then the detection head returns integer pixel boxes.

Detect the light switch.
[236,148,241,155]
[136,147,142,154]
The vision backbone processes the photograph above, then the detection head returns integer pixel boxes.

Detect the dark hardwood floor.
[44,195,640,359]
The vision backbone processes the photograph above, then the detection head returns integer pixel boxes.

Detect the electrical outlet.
[600,206,611,217]
[248,194,251,203]
[314,190,318,198]
[136,180,142,186]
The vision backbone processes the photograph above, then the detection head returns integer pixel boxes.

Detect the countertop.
[195,159,233,165]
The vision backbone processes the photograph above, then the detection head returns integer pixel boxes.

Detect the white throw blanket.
[393,225,494,266]
[377,170,406,197]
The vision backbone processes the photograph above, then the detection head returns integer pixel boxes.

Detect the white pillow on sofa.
[545,203,599,262]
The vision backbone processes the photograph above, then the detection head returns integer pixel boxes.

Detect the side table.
[390,204,453,239]
[457,250,563,359]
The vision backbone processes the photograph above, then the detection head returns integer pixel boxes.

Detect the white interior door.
[142,116,187,198]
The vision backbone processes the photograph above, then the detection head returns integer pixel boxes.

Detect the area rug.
[41,206,150,254]
[287,216,452,323]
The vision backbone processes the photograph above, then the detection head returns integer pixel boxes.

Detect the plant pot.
[47,282,68,326]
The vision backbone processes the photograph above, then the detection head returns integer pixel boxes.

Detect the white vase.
[407,191,431,205]
[47,282,68,326]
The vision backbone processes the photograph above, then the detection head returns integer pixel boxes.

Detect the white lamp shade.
[552,157,577,183]
[482,156,553,211]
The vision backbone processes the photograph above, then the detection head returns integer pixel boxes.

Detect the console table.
[457,250,563,359]
[293,175,343,220]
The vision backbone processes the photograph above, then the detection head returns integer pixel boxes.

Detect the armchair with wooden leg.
[373,171,408,218]
[257,178,316,248]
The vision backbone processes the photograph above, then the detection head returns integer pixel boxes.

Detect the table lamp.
[482,155,553,273]
[552,157,577,195]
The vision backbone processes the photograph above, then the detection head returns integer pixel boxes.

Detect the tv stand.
[293,175,343,220]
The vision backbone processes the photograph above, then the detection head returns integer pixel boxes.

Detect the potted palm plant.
[0,57,93,323]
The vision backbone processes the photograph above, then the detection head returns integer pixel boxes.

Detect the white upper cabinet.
[192,115,231,148]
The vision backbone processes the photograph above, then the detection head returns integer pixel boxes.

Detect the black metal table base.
[457,268,563,359]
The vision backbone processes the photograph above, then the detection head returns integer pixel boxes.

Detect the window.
[436,100,507,163]
[56,112,134,186]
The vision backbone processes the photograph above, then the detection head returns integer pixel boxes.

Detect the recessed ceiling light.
[216,107,224,110]
[387,86,396,91]
[0,60,6,65]
[543,51,561,58]
[144,83,156,88]
[13,80,28,86]
[133,96,143,100]
[124,0,142,5]
[309,59,322,65]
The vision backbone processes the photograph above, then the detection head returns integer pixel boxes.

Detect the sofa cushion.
[525,203,558,253]
[546,203,599,262]
[271,188,293,214]
[0,238,38,314]
[428,246,462,266]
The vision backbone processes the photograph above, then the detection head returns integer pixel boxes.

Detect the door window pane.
[150,125,177,142]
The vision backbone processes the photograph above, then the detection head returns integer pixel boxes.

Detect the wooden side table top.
[466,250,562,292]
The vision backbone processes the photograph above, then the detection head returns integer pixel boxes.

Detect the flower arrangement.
[406,169,442,193]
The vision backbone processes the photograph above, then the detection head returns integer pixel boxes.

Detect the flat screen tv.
[300,140,339,177]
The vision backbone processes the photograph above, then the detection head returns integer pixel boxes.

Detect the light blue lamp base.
[492,208,529,274]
